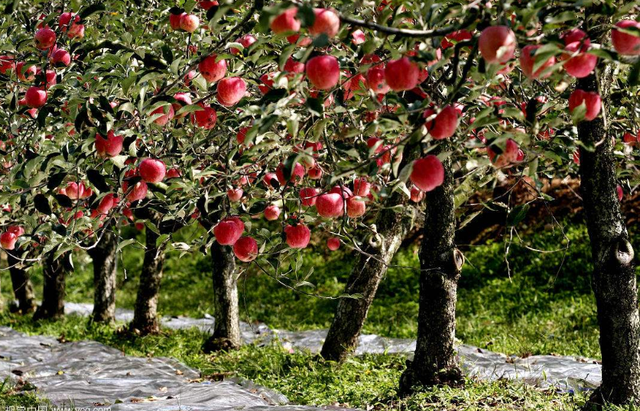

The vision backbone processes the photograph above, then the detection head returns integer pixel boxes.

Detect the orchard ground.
[1,211,638,410]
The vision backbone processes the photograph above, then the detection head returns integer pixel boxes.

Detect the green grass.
[4,218,633,359]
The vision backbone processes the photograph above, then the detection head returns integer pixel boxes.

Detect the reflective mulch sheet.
[0,302,601,410]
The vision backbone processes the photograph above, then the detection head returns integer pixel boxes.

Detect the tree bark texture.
[131,227,165,335]
[578,13,640,406]
[321,191,415,362]
[88,229,119,323]
[33,253,68,321]
[400,156,464,393]
[7,253,36,314]
[204,242,241,352]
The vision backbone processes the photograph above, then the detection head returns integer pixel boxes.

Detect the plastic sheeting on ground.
[63,303,602,393]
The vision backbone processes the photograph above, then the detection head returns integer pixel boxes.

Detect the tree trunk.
[578,14,640,406]
[7,253,36,314]
[130,227,165,335]
[203,242,241,352]
[400,156,464,394]
[33,253,68,321]
[88,229,118,323]
[321,191,415,362]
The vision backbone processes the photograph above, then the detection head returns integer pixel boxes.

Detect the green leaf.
[507,204,530,227]
[34,194,52,215]
[79,4,106,19]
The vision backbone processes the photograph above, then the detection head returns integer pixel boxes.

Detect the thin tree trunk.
[88,229,118,323]
[321,191,415,362]
[7,253,36,314]
[204,242,241,352]
[578,13,639,406]
[33,253,67,321]
[130,227,165,335]
[400,156,464,394]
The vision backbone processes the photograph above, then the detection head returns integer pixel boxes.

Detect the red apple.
[410,186,425,202]
[264,205,281,221]
[0,232,18,250]
[285,223,311,248]
[180,14,200,33]
[310,8,340,38]
[0,55,14,74]
[352,30,366,45]
[192,104,217,129]
[366,64,390,95]
[270,8,300,34]
[569,89,601,121]
[16,62,36,81]
[96,193,117,215]
[198,0,219,10]
[172,92,193,118]
[231,34,257,55]
[276,162,305,186]
[259,73,275,94]
[51,49,71,66]
[95,130,123,157]
[35,27,56,50]
[151,104,174,126]
[67,23,85,39]
[519,45,556,79]
[308,165,323,179]
[139,159,166,183]
[227,188,243,202]
[306,55,340,90]
[479,26,517,64]
[562,42,597,78]
[327,237,340,251]
[217,77,246,106]
[284,57,305,75]
[562,29,589,46]
[353,178,371,197]
[385,57,420,91]
[199,55,227,83]
[617,185,624,201]
[214,217,244,245]
[25,87,46,108]
[233,236,258,262]
[300,187,319,206]
[410,155,445,192]
[424,106,459,140]
[441,30,473,49]
[170,12,186,30]
[316,193,344,218]
[612,20,640,56]
[59,12,79,28]
[347,196,366,218]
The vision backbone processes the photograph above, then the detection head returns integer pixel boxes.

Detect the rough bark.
[203,242,241,352]
[321,191,415,362]
[7,253,36,314]
[578,14,640,407]
[400,156,464,394]
[33,253,68,321]
[88,229,119,324]
[130,227,165,335]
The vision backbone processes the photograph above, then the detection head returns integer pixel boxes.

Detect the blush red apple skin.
[300,187,319,206]
[316,193,344,218]
[410,155,445,192]
[126,181,148,202]
[562,42,597,78]
[384,58,419,91]
[306,56,340,90]
[424,106,459,140]
[270,8,300,34]
[199,55,227,83]
[139,159,167,183]
[612,20,640,56]
[51,49,71,66]
[231,34,257,55]
[217,77,246,106]
[346,196,366,218]
[227,188,243,202]
[35,27,56,50]
[569,89,601,121]
[95,131,123,157]
[169,13,185,30]
[151,104,175,126]
[233,236,258,262]
[327,237,340,251]
[179,14,200,33]
[25,87,47,108]
[276,162,305,186]
[214,218,244,245]
[519,45,556,79]
[479,26,517,64]
[0,232,17,250]
[285,223,311,249]
[192,104,217,129]
[310,8,340,38]
[264,205,281,221]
